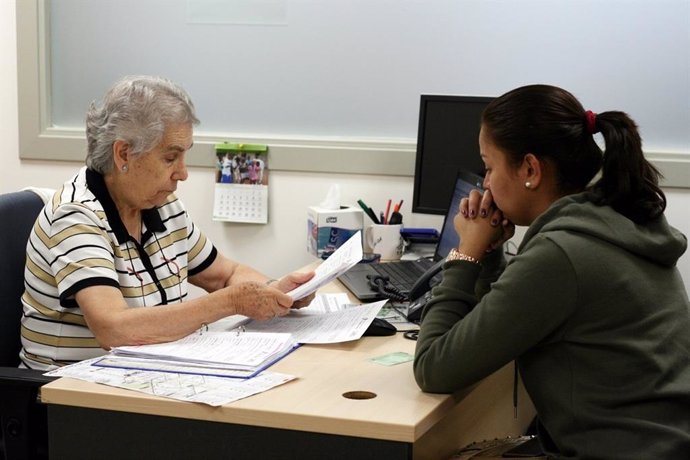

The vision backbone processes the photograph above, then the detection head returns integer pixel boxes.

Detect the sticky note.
[369,352,414,366]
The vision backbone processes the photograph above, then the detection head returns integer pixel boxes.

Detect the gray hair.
[85,75,200,174]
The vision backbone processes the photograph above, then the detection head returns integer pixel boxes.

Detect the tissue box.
[307,206,363,258]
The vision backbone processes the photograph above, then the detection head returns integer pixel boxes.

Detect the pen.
[357,199,380,224]
[384,199,391,225]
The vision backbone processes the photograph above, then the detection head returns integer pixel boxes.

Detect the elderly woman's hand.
[227,281,294,320]
[271,271,316,309]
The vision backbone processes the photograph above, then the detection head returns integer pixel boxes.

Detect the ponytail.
[589,111,666,224]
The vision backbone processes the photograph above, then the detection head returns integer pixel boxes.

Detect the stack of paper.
[97,331,298,378]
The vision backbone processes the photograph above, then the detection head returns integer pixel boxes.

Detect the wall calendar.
[213,143,269,224]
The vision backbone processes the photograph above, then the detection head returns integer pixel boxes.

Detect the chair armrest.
[0,367,57,388]
[0,367,56,459]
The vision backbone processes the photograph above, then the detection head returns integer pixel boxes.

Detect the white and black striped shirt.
[20,167,215,370]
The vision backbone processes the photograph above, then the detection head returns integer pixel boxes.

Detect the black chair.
[0,190,56,460]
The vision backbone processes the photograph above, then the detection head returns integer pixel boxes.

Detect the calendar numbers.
[213,184,268,224]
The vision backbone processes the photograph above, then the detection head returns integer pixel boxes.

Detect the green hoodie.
[414,192,690,459]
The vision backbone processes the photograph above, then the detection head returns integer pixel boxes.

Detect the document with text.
[286,231,363,300]
[231,297,388,344]
[46,358,295,406]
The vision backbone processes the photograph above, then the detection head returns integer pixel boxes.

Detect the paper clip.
[235,325,246,336]
[199,323,209,335]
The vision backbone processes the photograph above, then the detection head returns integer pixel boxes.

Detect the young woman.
[413,84,690,458]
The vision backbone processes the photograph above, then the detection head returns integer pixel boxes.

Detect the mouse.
[363,318,397,337]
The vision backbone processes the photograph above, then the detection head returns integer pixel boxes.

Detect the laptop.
[338,170,484,301]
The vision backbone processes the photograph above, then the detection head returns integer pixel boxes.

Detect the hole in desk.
[342,391,377,400]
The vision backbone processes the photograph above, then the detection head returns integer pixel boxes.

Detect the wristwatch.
[446,248,481,265]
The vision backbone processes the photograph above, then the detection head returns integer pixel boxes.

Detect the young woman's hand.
[454,189,514,260]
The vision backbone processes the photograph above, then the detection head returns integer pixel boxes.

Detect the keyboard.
[338,258,436,301]
[369,260,433,292]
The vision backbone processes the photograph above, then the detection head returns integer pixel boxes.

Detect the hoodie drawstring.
[513,360,519,418]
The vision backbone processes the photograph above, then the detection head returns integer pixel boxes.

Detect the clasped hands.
[454,189,515,261]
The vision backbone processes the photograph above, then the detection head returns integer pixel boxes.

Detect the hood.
[519,192,687,267]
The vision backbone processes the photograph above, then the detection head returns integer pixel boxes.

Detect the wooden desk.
[41,280,535,459]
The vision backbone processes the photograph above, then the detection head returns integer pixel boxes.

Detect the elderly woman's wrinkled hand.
[228,281,293,320]
[272,271,316,309]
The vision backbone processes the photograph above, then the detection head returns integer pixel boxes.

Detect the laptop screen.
[434,170,485,261]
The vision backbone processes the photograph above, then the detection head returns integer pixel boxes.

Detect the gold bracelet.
[446,248,481,265]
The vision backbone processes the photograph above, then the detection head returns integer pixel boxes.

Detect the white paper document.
[241,299,388,344]
[286,231,363,300]
[298,293,351,314]
[46,358,295,407]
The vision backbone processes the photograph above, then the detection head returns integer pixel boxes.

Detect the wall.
[48,1,690,149]
[2,1,689,291]
[3,1,443,281]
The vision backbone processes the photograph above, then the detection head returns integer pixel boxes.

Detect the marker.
[389,211,403,225]
[394,199,404,213]
[357,199,380,224]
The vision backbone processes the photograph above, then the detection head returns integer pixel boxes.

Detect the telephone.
[408,259,445,301]
[404,259,445,323]
[406,290,432,323]
[363,258,445,322]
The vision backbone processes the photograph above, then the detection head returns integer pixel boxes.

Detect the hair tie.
[584,110,599,134]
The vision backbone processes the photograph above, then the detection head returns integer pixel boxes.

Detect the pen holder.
[364,224,404,261]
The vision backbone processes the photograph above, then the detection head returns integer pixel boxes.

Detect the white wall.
[2,1,689,290]
[49,1,690,152]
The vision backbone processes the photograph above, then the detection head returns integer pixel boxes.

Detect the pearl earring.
[122,164,128,172]
[525,181,532,189]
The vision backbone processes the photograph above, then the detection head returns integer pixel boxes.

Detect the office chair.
[0,190,56,460]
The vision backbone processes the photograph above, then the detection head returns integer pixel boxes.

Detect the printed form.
[286,231,363,300]
[46,359,295,407]
[241,298,388,344]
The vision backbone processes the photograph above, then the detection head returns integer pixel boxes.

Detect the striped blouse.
[20,167,216,370]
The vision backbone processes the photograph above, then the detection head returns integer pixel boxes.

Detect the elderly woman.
[20,75,314,370]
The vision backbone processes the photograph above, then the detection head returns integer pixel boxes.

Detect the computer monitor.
[412,94,494,215]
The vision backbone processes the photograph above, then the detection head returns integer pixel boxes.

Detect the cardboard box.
[307,206,363,258]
